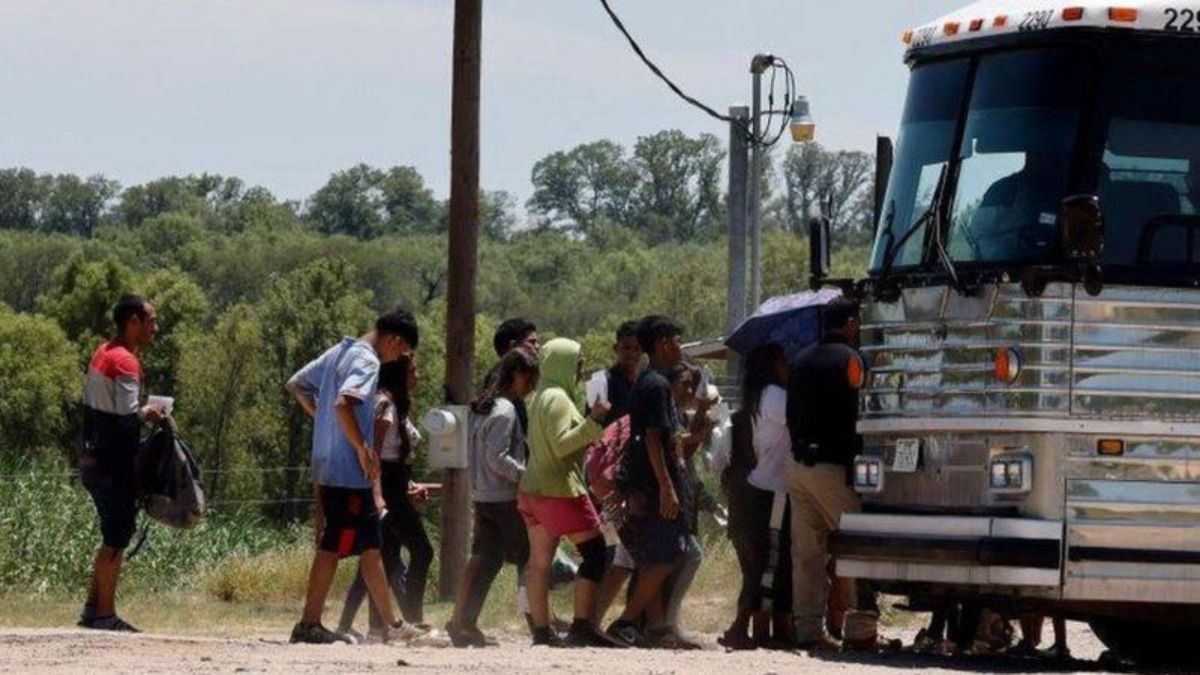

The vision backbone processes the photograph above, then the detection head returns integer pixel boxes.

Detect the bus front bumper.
[831,514,1063,587]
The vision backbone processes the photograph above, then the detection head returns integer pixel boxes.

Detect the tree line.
[0,130,875,521]
[0,133,876,243]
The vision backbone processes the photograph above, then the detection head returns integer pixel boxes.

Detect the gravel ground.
[0,623,1128,674]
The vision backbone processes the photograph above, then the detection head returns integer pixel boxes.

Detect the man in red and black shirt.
[78,295,162,632]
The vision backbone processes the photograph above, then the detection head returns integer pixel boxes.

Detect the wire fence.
[0,465,323,517]
[0,466,312,482]
[0,465,454,525]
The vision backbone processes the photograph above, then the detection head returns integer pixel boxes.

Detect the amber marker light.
[902,29,914,45]
[1109,7,1138,22]
[1098,439,1126,456]
[944,21,961,35]
[969,18,985,31]
[993,348,1021,385]
[994,15,1009,27]
[847,355,866,390]
[1063,7,1085,21]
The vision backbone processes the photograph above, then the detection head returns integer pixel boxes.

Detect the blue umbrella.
[724,288,843,361]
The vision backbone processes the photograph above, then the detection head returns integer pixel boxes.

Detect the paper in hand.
[585,370,609,408]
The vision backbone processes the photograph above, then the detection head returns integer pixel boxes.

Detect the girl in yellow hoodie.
[518,338,622,648]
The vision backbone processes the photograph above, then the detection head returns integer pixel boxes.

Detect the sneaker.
[844,635,903,654]
[339,627,366,645]
[566,620,628,648]
[646,626,704,651]
[605,619,642,648]
[381,622,449,647]
[446,622,498,648]
[796,633,841,653]
[289,622,350,645]
[531,626,566,647]
[81,615,141,633]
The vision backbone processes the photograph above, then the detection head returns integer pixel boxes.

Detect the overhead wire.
[597,0,798,149]
[597,0,734,124]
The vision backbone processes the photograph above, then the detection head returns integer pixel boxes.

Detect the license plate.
[893,439,921,472]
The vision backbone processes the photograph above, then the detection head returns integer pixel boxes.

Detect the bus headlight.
[853,456,885,494]
[988,453,1033,494]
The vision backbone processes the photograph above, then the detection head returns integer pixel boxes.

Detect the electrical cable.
[597,0,801,149]
[597,0,734,124]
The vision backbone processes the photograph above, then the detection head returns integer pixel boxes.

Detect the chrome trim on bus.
[859,416,1200,437]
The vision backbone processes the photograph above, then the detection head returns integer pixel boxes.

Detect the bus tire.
[1089,617,1195,666]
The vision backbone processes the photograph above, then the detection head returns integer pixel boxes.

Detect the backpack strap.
[125,515,151,561]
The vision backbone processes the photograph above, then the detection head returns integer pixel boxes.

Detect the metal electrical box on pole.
[726,106,750,378]
[440,0,481,602]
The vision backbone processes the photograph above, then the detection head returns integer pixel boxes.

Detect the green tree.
[116,176,209,228]
[176,306,281,502]
[138,268,211,397]
[528,140,638,235]
[0,305,81,463]
[41,174,119,238]
[224,186,301,234]
[480,190,518,241]
[0,168,49,232]
[781,143,874,237]
[257,258,375,520]
[762,229,809,299]
[0,232,85,313]
[380,166,443,235]
[307,164,383,239]
[36,255,138,355]
[631,130,724,244]
[638,243,727,339]
[131,213,210,267]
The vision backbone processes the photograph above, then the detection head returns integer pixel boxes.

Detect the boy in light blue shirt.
[285,307,423,645]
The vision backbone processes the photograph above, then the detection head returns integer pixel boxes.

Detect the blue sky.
[0,1,957,206]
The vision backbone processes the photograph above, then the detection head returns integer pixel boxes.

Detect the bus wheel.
[1089,618,1195,666]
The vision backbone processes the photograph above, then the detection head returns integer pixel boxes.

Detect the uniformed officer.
[785,298,894,652]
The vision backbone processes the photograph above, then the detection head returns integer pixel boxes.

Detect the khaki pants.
[787,461,878,643]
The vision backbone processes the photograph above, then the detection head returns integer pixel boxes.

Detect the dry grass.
[0,523,919,639]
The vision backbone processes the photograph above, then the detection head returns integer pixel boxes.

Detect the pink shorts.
[517,492,601,539]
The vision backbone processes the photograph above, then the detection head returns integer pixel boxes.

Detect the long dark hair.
[741,343,785,420]
[379,356,413,420]
[472,349,539,415]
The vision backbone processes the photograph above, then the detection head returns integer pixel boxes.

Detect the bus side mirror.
[1058,194,1104,295]
[809,216,831,290]
[873,136,894,233]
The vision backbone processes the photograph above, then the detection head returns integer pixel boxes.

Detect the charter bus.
[815,0,1200,662]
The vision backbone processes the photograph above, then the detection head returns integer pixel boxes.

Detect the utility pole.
[748,54,771,311]
[726,106,749,377]
[440,0,481,602]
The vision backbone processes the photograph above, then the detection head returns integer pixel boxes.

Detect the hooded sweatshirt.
[519,338,603,498]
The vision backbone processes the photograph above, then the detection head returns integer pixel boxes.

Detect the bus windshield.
[871,47,1091,273]
[870,59,968,271]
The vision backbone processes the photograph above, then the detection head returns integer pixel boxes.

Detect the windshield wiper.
[877,163,949,285]
[929,180,962,292]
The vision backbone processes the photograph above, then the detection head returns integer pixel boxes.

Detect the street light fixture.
[790,95,816,143]
[747,54,814,309]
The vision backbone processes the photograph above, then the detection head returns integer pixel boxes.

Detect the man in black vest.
[786,298,894,652]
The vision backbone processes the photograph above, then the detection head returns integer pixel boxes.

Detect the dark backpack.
[136,419,205,529]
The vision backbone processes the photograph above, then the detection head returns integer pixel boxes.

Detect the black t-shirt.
[618,368,681,495]
[603,367,639,426]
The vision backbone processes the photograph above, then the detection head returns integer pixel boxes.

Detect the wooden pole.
[440,0,481,602]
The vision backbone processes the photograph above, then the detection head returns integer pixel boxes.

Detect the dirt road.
[1,623,1122,674]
